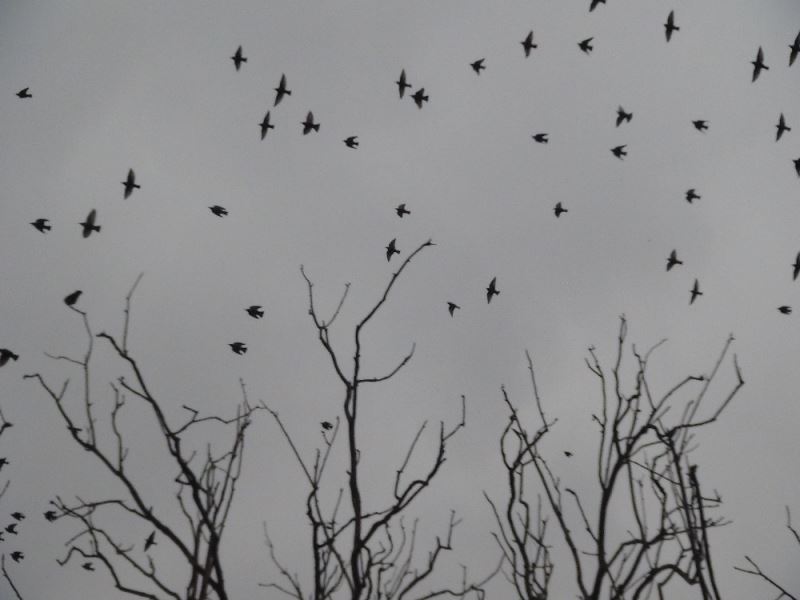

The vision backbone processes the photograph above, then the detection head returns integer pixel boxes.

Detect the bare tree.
[24,275,258,600]
[262,239,498,600]
[488,316,744,600]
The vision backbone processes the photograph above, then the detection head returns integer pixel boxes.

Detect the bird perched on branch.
[486,277,500,303]
[231,46,246,71]
[229,342,247,355]
[31,218,51,233]
[274,74,291,106]
[122,169,140,199]
[386,238,400,261]
[0,349,19,367]
[79,209,100,237]
[64,290,82,307]
[246,305,264,319]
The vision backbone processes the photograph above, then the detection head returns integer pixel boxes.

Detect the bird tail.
[93,225,101,232]
[44,224,52,230]
[134,184,141,189]
[312,123,320,132]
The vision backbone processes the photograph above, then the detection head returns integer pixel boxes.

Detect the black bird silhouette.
[274,74,291,106]
[616,106,633,127]
[664,11,679,42]
[0,349,19,367]
[776,113,791,141]
[692,120,708,132]
[246,305,264,319]
[779,305,792,315]
[64,290,82,307]
[10,551,23,563]
[411,88,428,109]
[447,302,460,316]
[521,31,537,57]
[395,203,410,218]
[122,169,140,199]
[82,562,95,572]
[751,46,768,82]
[11,512,24,521]
[144,531,156,551]
[666,250,683,271]
[5,523,18,535]
[794,158,800,177]
[578,37,594,54]
[791,31,800,66]
[31,218,51,233]
[589,0,605,12]
[229,342,247,355]
[564,451,573,457]
[690,279,702,304]
[486,277,500,303]
[321,421,333,431]
[396,69,411,98]
[386,238,400,261]
[470,59,486,74]
[259,111,274,140]
[685,189,701,203]
[793,252,800,281]
[344,136,359,149]
[532,133,548,143]
[611,145,627,159]
[231,46,246,71]
[44,510,58,522]
[209,205,228,217]
[554,202,567,217]
[301,111,320,134]
[0,458,7,469]
[79,209,100,238]
[16,87,31,99]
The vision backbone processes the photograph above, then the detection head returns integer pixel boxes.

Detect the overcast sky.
[1,0,800,598]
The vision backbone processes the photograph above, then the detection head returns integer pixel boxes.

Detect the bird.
[231,46,246,71]
[229,342,247,355]
[751,46,768,82]
[793,251,800,281]
[611,145,627,159]
[64,290,82,307]
[779,305,792,315]
[301,111,320,134]
[411,88,428,109]
[470,59,486,74]
[794,158,800,177]
[776,113,791,141]
[10,551,23,563]
[10,512,25,521]
[554,202,567,217]
[321,421,333,431]
[5,523,18,535]
[395,203,410,218]
[30,218,51,233]
[685,189,701,203]
[690,279,702,304]
[344,136,359,149]
[447,302,460,316]
[564,451,573,457]
[144,531,156,552]
[664,11,679,42]
[209,205,228,217]
[578,37,594,54]
[589,0,605,11]
[0,458,7,469]
[532,133,548,143]
[121,169,140,199]
[790,31,800,66]
[521,31,537,57]
[16,87,31,99]
[396,69,412,98]
[0,349,19,367]
[486,277,500,303]
[44,510,58,522]
[245,305,264,319]
[692,120,709,132]
[274,74,291,106]
[79,209,100,238]
[666,250,683,271]
[386,238,400,261]
[82,562,95,572]
[259,111,274,140]
[616,106,633,127]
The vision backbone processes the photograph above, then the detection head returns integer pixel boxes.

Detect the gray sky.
[1,0,800,598]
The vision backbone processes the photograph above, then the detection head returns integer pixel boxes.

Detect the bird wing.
[87,209,96,225]
[795,252,800,280]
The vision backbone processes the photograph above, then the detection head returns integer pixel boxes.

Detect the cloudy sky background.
[1,0,800,597]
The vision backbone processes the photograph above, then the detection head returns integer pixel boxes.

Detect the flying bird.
[611,145,627,159]
[616,106,633,127]
[532,133,548,143]
[751,46,768,82]
[779,305,792,315]
[321,421,333,431]
[274,74,291,106]
[470,59,486,74]
[301,111,320,134]
[0,458,7,469]
[664,11,679,42]
[554,202,567,217]
[685,189,701,203]
[344,136,359,149]
[10,551,23,563]
[209,205,228,217]
[5,523,17,535]
[589,0,606,11]
[259,111,274,140]
[44,510,58,522]
[30,218,51,233]
[578,37,594,54]
[385,238,400,261]
[0,349,19,367]
[10,512,24,521]
[776,113,791,141]
[486,277,500,303]
[411,88,428,109]
[229,342,247,355]
[395,203,410,218]
[690,279,702,304]
[790,31,800,66]
[666,250,683,271]
[82,562,95,572]
[245,305,264,319]
[79,209,100,238]
[564,451,573,458]
[122,169,140,199]
[231,46,246,71]
[692,120,708,132]
[64,290,82,307]
[521,31,537,57]
[144,531,156,552]
[447,302,460,316]
[793,252,800,281]
[794,158,800,177]
[396,69,411,98]
[16,87,31,99]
